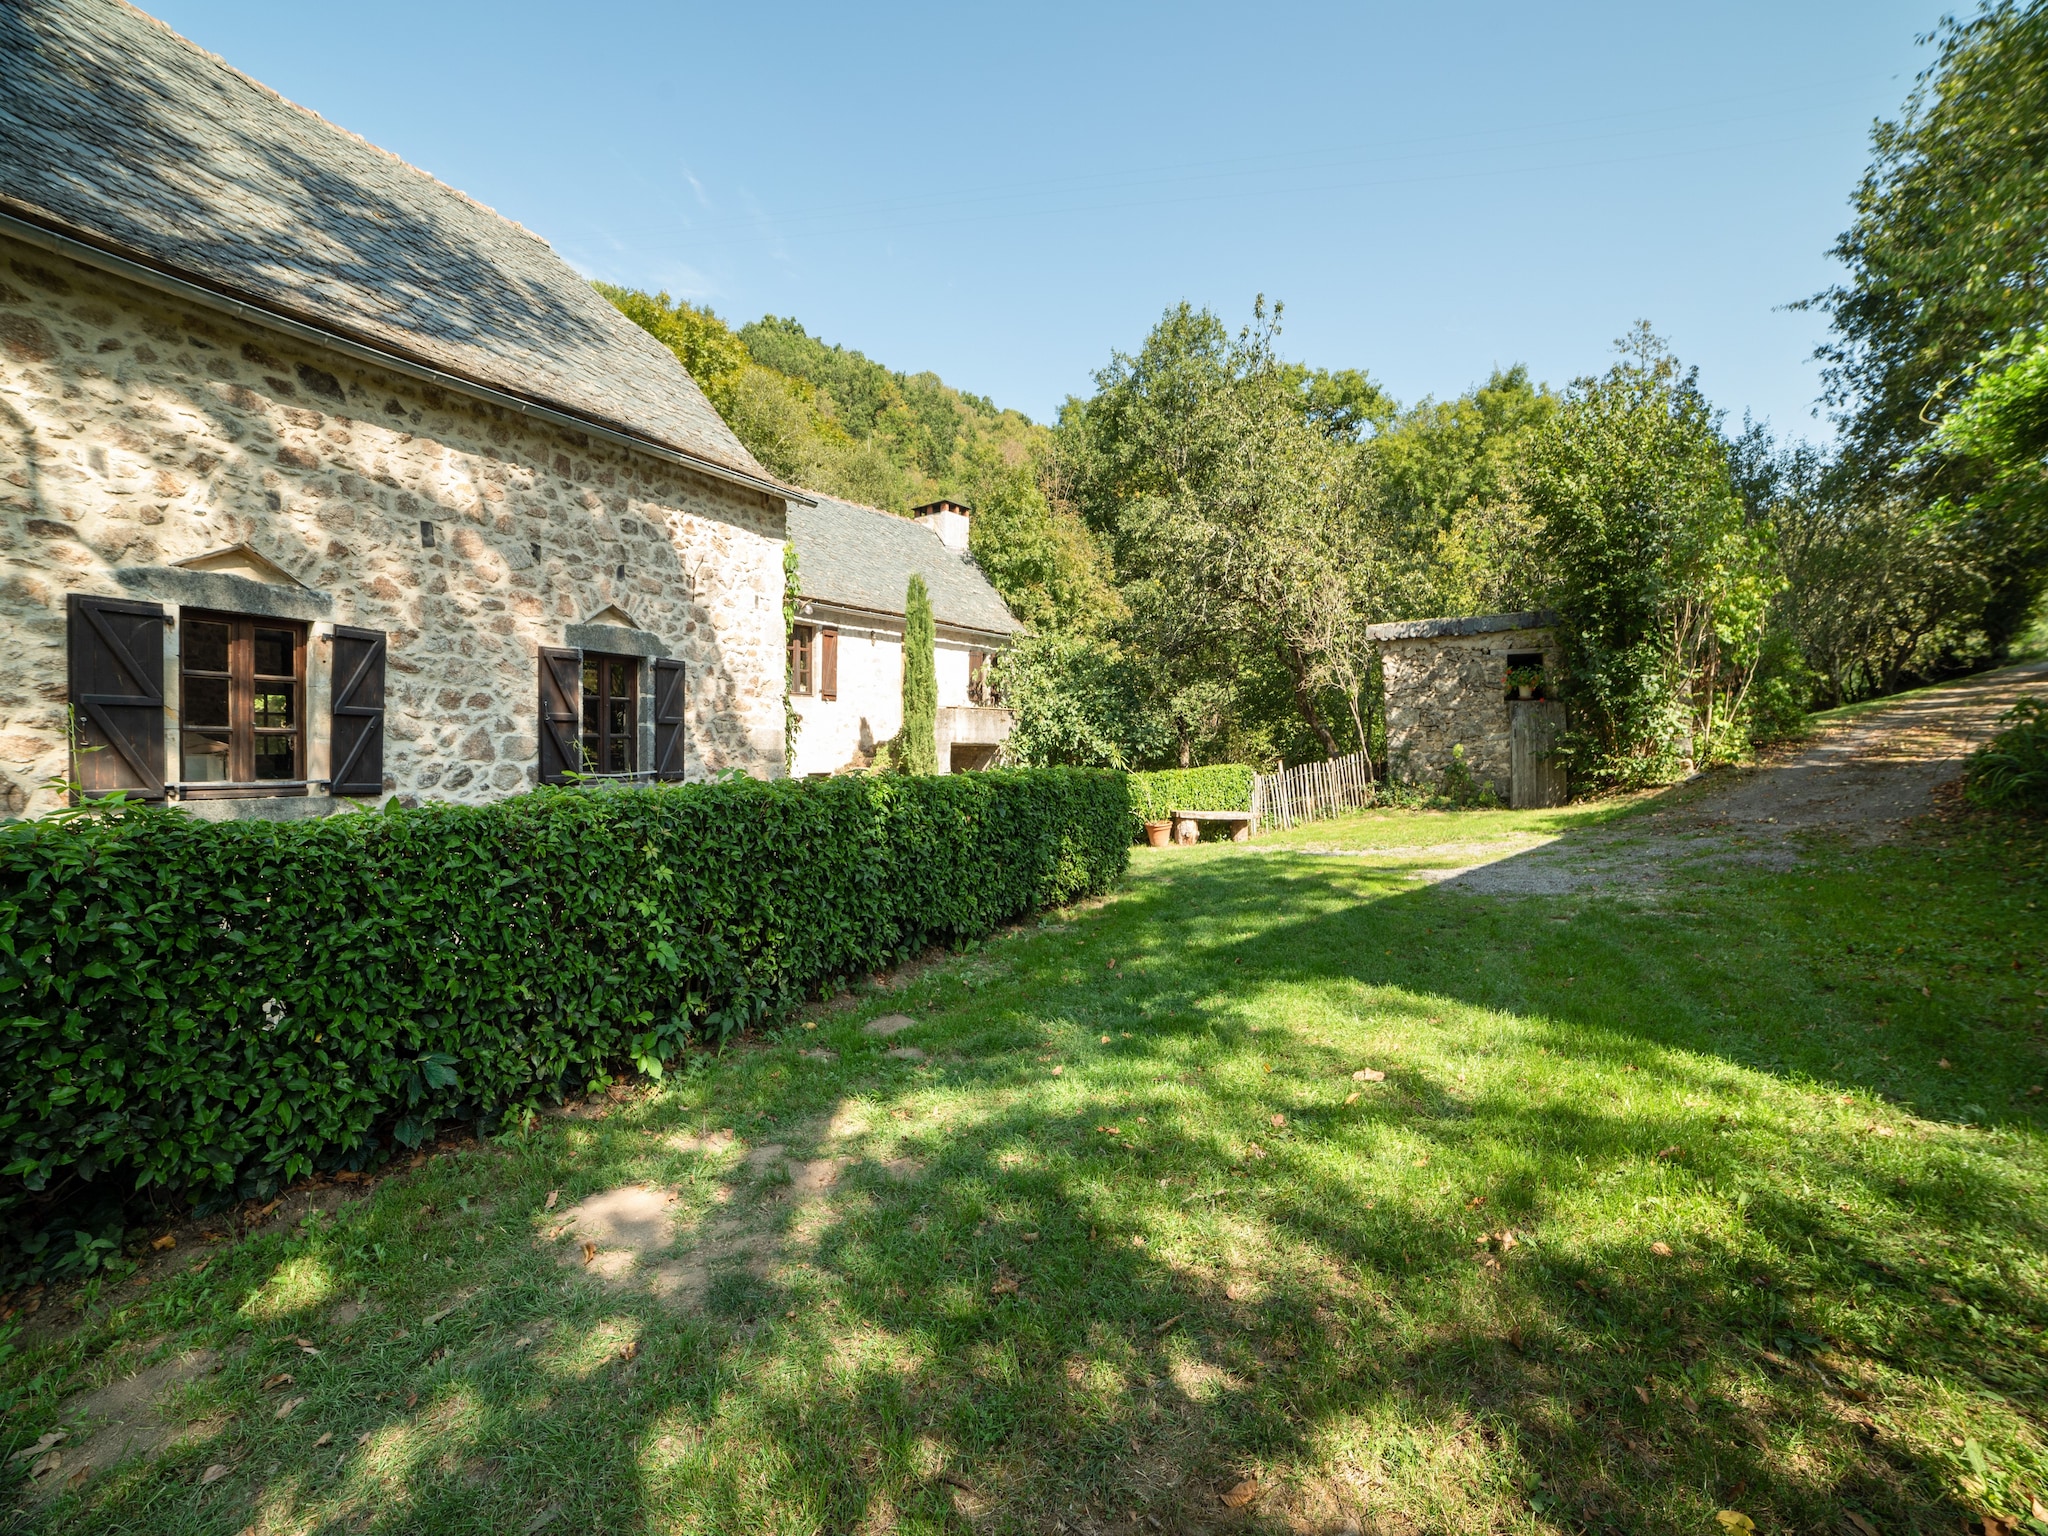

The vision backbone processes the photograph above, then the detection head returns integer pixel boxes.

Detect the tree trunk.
[1277,644,1341,759]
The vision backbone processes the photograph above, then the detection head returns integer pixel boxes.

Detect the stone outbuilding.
[0,0,805,819]
[1365,610,1567,807]
[785,496,1022,775]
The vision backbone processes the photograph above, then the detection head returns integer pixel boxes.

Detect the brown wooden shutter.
[329,626,386,796]
[66,593,167,800]
[652,657,686,781]
[538,646,582,784]
[818,627,838,701]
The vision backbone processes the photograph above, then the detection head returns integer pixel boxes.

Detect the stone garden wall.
[0,235,787,817]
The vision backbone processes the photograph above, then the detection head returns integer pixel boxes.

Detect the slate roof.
[1364,610,1558,643]
[0,0,773,487]
[789,495,1022,637]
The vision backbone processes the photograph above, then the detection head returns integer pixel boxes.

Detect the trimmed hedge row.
[0,769,1129,1205]
[1127,765,1255,826]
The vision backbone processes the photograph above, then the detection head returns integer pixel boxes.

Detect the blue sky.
[150,1,1934,438]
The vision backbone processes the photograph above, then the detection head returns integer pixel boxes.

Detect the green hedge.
[0,769,1129,1206]
[1127,765,1255,826]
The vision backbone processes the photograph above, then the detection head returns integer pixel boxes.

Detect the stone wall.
[1378,625,1557,797]
[0,234,787,818]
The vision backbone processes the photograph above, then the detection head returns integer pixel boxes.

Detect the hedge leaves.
[0,769,1128,1207]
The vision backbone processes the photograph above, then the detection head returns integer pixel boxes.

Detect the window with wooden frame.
[178,613,306,795]
[580,652,637,774]
[788,623,815,696]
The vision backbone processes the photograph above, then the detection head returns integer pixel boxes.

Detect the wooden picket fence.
[1248,750,1376,835]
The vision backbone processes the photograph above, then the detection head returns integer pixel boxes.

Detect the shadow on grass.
[27,806,2046,1534]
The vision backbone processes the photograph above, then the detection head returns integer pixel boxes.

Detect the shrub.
[0,769,1129,1210]
[1127,764,1255,827]
[1439,743,1503,809]
[1965,699,2048,813]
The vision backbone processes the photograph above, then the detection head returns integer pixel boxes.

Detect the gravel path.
[1416,661,2048,896]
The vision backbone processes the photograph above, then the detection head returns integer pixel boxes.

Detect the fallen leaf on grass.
[581,1242,598,1265]
[1244,1143,1266,1159]
[1656,1146,1682,1160]
[616,1340,639,1363]
[990,1276,1019,1296]
[9,1431,64,1464]
[1650,1242,1673,1258]
[1050,1065,1064,1077]
[525,1505,563,1533]
[1220,1476,1259,1509]
[1939,1058,1951,1068]
[1843,1513,1880,1536]
[1635,1385,1651,1405]
[1353,1068,1385,1082]
[313,1432,332,1448]
[544,1191,559,1211]
[1153,1313,1185,1333]
[1100,1035,1111,1045]
[1466,1195,1486,1210]
[151,1233,175,1251]
[274,1396,304,1420]
[405,1392,418,1409]
[199,1463,230,1485]
[262,1372,294,1389]
[1715,1514,1755,1534]
[1270,1114,1287,1129]
[1344,1092,1360,1104]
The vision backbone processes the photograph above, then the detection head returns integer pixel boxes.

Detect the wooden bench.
[1171,809,1252,845]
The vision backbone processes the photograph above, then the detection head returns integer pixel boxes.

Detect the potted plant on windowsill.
[1506,665,1546,701]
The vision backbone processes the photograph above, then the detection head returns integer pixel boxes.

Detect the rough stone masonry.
[0,237,788,818]
[1367,612,1559,799]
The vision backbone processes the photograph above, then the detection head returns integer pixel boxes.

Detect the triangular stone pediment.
[584,603,638,629]
[171,543,306,588]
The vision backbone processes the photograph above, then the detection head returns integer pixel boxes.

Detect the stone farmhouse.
[786,497,1021,776]
[0,0,802,820]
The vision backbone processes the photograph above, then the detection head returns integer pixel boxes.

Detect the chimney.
[912,499,972,553]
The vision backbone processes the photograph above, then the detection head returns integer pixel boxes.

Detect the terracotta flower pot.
[1144,820,1172,848]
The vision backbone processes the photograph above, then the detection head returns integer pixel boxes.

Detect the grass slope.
[5,800,2045,1534]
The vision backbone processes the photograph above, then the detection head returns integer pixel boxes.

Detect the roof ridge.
[109,0,553,251]
[806,490,921,524]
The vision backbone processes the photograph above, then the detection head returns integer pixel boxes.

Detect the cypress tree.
[900,574,938,774]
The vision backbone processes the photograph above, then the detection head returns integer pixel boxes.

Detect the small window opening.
[179,612,306,793]
[788,624,815,696]
[419,521,435,548]
[580,652,637,774]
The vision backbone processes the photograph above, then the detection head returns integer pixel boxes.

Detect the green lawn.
[6,796,2047,1534]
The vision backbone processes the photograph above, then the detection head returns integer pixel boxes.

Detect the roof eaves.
[0,200,815,509]
[797,593,1022,639]
[1363,610,1558,643]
